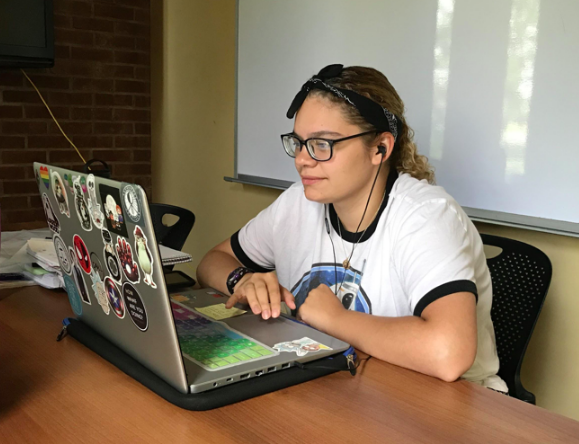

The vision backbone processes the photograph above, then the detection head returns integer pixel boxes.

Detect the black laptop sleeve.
[60,317,354,411]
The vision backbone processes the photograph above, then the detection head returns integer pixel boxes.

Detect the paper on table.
[195,303,247,320]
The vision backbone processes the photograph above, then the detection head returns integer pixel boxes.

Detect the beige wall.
[151,0,579,421]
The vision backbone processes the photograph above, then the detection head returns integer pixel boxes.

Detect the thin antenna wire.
[21,69,88,164]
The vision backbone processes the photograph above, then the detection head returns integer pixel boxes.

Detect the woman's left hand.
[298,284,347,332]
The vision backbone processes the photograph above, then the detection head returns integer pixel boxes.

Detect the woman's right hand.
[225,271,296,320]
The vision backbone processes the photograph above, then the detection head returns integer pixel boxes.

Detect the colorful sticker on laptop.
[89,269,109,315]
[105,277,125,319]
[40,165,50,189]
[73,264,91,305]
[272,337,332,357]
[121,184,142,224]
[99,184,129,238]
[116,236,140,283]
[101,228,112,245]
[41,193,60,233]
[63,275,82,316]
[170,294,189,302]
[134,226,157,288]
[64,173,74,192]
[53,234,72,275]
[51,170,70,218]
[73,176,92,231]
[73,234,91,274]
[123,283,148,331]
[86,174,104,229]
[104,243,122,284]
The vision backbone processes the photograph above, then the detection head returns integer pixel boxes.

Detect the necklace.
[336,189,386,270]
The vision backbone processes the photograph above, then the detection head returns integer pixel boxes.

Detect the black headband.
[286,64,400,141]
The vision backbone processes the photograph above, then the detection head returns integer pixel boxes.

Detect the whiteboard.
[232,0,579,237]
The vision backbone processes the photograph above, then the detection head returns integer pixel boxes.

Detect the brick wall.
[0,0,151,232]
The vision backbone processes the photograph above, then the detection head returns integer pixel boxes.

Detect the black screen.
[0,0,54,68]
[0,1,46,48]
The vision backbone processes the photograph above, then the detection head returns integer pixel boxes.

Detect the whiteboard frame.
[228,0,579,238]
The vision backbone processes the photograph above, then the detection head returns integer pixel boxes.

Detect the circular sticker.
[90,253,105,281]
[73,234,91,274]
[104,243,122,283]
[73,265,91,305]
[102,229,112,244]
[63,275,82,316]
[105,277,125,319]
[123,283,148,331]
[54,234,72,275]
[121,184,142,224]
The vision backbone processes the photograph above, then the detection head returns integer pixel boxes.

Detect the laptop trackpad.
[223,314,348,351]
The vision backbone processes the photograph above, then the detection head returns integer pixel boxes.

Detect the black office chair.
[481,234,552,404]
[149,203,195,271]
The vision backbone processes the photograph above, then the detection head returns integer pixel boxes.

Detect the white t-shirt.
[232,172,507,392]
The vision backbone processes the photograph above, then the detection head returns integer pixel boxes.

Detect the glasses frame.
[280,130,378,162]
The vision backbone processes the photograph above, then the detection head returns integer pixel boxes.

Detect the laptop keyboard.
[171,301,277,371]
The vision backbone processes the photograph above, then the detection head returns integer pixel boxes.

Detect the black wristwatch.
[226,266,253,295]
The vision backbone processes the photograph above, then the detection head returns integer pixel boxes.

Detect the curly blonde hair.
[310,66,435,183]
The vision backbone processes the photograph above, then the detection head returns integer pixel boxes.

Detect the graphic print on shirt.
[291,263,372,314]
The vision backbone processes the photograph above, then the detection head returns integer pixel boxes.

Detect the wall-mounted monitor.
[0,0,54,68]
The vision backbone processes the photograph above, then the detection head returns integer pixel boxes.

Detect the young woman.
[197,64,507,392]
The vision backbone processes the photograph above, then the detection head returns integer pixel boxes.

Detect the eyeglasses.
[280,130,377,162]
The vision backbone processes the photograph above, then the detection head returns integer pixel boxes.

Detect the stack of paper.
[25,238,64,289]
[158,245,193,266]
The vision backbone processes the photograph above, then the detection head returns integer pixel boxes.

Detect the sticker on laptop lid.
[104,243,122,284]
[72,176,92,231]
[86,174,104,229]
[134,226,157,289]
[273,337,332,357]
[73,235,91,274]
[101,228,112,244]
[63,275,82,316]
[88,266,109,315]
[54,234,72,275]
[40,165,50,189]
[123,283,148,331]
[41,193,60,233]
[99,184,129,238]
[121,183,142,224]
[90,252,105,281]
[195,303,247,321]
[72,265,91,305]
[105,277,125,319]
[116,236,140,283]
[51,170,70,218]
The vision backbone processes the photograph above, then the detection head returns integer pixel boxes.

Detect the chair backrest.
[149,203,195,252]
[481,233,552,403]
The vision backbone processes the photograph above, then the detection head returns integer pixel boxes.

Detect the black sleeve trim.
[413,280,478,317]
[230,230,274,273]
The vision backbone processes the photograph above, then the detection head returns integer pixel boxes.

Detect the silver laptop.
[34,163,350,394]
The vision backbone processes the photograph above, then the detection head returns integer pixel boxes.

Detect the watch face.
[121,184,142,223]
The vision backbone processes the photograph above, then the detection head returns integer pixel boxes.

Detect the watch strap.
[226,266,253,295]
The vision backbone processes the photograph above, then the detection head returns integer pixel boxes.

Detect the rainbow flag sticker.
[40,166,50,189]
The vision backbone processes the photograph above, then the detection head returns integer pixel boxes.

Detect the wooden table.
[1,287,578,443]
